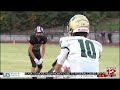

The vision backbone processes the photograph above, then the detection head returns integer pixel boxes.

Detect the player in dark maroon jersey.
[28,26,47,79]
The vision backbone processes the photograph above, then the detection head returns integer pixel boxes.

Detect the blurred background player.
[54,14,102,78]
[28,26,47,79]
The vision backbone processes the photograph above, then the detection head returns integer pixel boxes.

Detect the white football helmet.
[35,26,44,36]
[67,14,89,35]
[35,26,44,33]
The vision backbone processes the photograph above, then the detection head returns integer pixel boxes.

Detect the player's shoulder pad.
[92,39,102,44]
[60,37,70,42]
[43,35,47,43]
[91,40,102,50]
[28,34,37,44]
[59,37,70,48]
[29,34,35,40]
[30,33,35,38]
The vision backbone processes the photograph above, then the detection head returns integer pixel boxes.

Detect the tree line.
[0,11,119,33]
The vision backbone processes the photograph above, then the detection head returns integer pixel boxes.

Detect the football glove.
[34,58,43,65]
[39,58,43,64]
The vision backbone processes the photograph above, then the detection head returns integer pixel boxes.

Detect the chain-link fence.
[0,31,119,44]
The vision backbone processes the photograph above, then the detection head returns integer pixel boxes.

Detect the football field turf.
[0,43,119,79]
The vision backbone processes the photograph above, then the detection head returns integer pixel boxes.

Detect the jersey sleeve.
[99,43,102,53]
[98,42,102,57]
[96,41,102,58]
[42,36,47,44]
[59,37,69,48]
[57,37,70,65]
[29,35,35,45]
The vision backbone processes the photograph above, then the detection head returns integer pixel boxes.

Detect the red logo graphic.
[106,67,116,77]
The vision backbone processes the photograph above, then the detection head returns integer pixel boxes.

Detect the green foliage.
[0,11,119,33]
[96,18,119,31]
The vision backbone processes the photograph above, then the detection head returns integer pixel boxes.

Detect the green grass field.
[0,43,119,79]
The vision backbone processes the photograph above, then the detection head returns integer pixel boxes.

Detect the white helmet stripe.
[36,26,41,32]
[73,27,89,33]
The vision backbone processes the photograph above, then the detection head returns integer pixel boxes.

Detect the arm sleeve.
[57,37,69,65]
[57,48,69,65]
[29,35,35,45]
[62,60,70,67]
